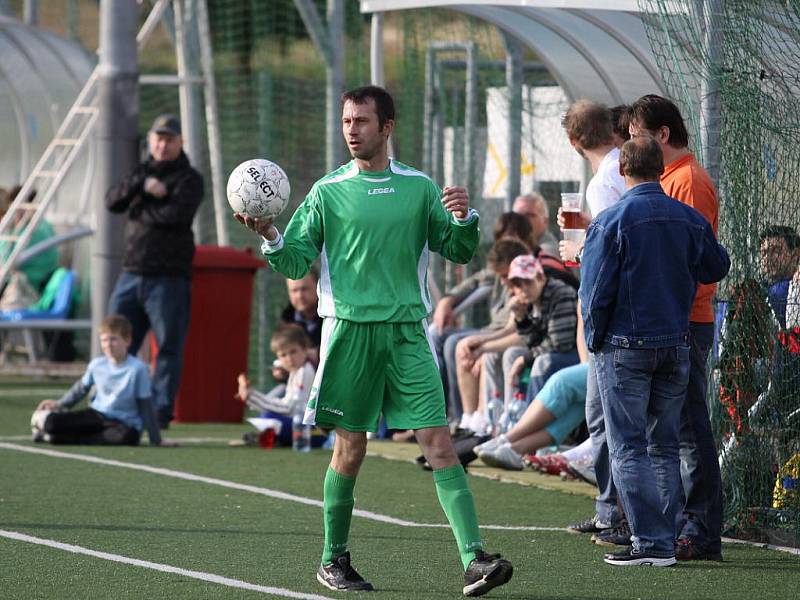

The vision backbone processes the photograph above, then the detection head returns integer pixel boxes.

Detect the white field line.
[0,529,334,600]
[0,435,233,444]
[0,442,563,532]
[4,442,799,555]
[0,388,68,397]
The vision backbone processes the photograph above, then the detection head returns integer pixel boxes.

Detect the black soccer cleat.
[316,552,374,592]
[463,550,513,597]
[566,515,613,535]
[592,521,632,547]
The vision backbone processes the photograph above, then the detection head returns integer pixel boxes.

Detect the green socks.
[321,464,481,569]
[434,464,484,569]
[321,466,356,564]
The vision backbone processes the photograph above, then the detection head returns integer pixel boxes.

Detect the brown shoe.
[675,537,723,561]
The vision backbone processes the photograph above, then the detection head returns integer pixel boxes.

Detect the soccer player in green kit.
[235,85,512,597]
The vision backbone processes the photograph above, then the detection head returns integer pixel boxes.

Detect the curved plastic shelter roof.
[0,16,92,185]
[360,0,672,105]
[0,15,93,187]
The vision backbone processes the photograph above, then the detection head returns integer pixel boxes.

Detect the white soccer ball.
[226,159,291,219]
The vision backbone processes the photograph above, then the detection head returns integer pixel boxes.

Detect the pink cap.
[508,254,544,280]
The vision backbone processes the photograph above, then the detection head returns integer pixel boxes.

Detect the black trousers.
[44,408,140,445]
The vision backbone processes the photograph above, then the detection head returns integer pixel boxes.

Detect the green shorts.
[303,319,447,432]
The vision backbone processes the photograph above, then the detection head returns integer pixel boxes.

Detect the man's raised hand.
[441,185,469,220]
[234,213,277,240]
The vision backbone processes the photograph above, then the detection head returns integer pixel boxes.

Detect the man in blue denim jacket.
[579,136,730,566]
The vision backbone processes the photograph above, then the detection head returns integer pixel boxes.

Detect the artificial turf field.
[1,381,798,599]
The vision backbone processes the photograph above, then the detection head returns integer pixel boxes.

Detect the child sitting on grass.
[237,323,320,447]
[30,315,177,447]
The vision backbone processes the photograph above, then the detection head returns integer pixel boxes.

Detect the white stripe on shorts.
[303,317,337,425]
[422,319,440,369]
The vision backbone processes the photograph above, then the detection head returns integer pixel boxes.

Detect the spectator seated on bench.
[0,268,76,321]
[0,268,84,362]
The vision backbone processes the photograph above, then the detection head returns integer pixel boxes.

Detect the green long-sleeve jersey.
[262,159,480,323]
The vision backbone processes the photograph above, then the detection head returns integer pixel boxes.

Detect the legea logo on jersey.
[367,187,395,196]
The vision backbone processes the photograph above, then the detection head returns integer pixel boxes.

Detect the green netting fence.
[640,0,800,546]
[17,0,795,547]
[186,3,520,386]
[19,1,568,387]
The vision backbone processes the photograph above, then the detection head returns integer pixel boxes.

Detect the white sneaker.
[469,411,490,435]
[474,434,509,457]
[479,444,524,470]
[568,458,597,486]
[458,413,474,431]
[30,409,51,441]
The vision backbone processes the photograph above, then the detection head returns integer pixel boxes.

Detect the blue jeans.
[108,272,191,425]
[586,354,620,525]
[526,350,580,401]
[678,322,722,552]
[595,343,690,554]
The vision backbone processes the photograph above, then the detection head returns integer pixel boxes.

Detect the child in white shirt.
[237,324,316,446]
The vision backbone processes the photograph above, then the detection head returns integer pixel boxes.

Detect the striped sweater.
[514,277,578,363]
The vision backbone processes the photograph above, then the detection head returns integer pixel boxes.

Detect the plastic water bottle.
[292,412,311,452]
[497,409,511,434]
[507,392,527,429]
[487,392,504,437]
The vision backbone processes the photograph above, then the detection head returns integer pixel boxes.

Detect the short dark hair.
[611,105,631,143]
[486,238,530,271]
[100,315,133,340]
[760,225,800,250]
[493,212,534,244]
[341,85,395,129]
[629,94,689,148]
[619,137,664,181]
[561,100,614,149]
[270,323,311,353]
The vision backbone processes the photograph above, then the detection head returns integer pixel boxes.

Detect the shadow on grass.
[680,557,800,573]
[373,587,536,599]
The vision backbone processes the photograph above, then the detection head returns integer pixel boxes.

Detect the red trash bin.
[173,245,266,423]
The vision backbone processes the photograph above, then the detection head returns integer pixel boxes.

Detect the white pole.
[174,0,205,240]
[370,12,385,86]
[369,11,394,157]
[700,0,723,186]
[326,0,344,171]
[196,0,228,245]
[502,32,523,210]
[23,0,37,25]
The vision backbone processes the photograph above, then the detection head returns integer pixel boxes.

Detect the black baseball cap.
[150,114,181,136]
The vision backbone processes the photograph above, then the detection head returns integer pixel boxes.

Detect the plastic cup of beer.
[560,192,583,230]
[562,228,586,268]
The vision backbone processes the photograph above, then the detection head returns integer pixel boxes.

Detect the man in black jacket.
[106,114,204,428]
[281,268,322,351]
